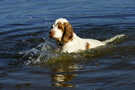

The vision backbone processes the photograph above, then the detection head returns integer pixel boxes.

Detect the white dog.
[49,18,124,53]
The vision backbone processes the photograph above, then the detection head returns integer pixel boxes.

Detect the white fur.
[54,18,68,25]
[50,18,125,53]
[53,26,63,40]
[61,33,105,53]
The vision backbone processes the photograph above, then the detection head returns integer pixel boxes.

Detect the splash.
[20,44,110,66]
[23,41,58,65]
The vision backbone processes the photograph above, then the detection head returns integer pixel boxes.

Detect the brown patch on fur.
[57,22,64,32]
[56,22,74,43]
[62,22,74,43]
[86,42,90,50]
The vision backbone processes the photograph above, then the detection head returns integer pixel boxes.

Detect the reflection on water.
[52,82,76,88]
[51,74,77,87]
[51,64,82,87]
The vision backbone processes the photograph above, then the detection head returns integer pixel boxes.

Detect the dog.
[49,18,124,53]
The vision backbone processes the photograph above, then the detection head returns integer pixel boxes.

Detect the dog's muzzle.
[49,30,54,38]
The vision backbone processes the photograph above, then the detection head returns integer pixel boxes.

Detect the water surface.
[0,0,135,89]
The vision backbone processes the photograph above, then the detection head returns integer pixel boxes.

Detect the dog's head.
[49,18,74,43]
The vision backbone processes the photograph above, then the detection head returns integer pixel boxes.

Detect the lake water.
[0,0,135,89]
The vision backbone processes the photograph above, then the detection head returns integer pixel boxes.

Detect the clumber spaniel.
[49,18,124,53]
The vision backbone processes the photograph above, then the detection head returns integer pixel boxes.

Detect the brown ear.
[62,22,74,43]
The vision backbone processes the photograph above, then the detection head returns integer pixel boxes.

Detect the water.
[0,0,135,89]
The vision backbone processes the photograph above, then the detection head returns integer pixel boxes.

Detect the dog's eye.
[58,26,62,29]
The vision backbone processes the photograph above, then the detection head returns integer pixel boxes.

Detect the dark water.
[0,0,135,89]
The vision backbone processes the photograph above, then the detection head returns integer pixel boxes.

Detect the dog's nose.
[49,30,54,38]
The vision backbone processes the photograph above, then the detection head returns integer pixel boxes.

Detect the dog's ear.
[62,22,74,43]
